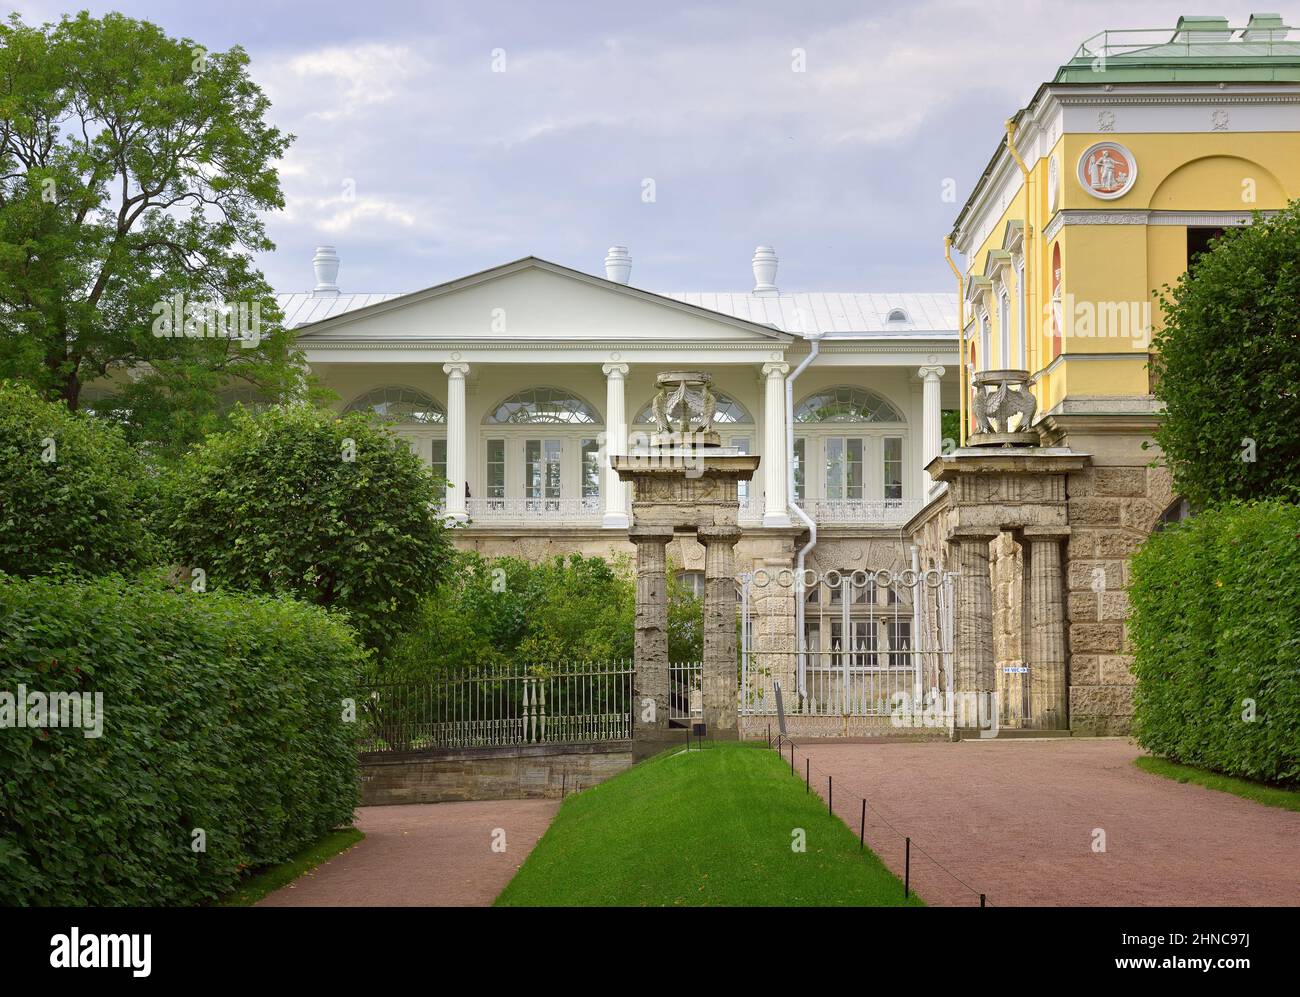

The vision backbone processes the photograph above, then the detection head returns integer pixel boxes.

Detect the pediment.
[295,257,791,345]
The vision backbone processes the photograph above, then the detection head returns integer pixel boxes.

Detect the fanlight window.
[345,386,446,425]
[486,387,600,425]
[633,391,751,424]
[794,387,904,424]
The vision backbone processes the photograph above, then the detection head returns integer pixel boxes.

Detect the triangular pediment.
[295,257,791,345]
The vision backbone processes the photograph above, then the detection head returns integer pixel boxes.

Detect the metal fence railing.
[668,661,702,723]
[358,660,633,752]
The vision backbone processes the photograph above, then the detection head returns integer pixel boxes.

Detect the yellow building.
[948,13,1300,423]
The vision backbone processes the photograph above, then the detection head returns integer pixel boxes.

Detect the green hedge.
[0,575,364,905]
[1129,501,1300,786]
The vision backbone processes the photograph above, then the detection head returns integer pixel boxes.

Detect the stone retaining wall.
[359,741,634,806]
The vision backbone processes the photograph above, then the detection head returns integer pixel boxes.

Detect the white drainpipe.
[786,320,823,697]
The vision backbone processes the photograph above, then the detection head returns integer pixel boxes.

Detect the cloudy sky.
[10,1,1272,293]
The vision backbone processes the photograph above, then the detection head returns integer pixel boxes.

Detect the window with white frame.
[792,387,908,513]
[345,385,447,480]
[979,313,991,372]
[1015,261,1027,370]
[999,291,1010,369]
[481,388,603,512]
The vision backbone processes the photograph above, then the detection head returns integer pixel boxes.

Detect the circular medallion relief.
[1077,141,1137,201]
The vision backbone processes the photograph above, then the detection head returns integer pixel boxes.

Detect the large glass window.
[732,437,751,505]
[486,388,599,425]
[486,439,506,500]
[431,440,447,485]
[793,437,806,503]
[525,439,563,503]
[792,388,907,510]
[883,437,903,501]
[793,387,904,424]
[581,438,601,500]
[824,437,864,501]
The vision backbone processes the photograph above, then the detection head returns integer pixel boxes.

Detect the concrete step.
[956,727,1073,740]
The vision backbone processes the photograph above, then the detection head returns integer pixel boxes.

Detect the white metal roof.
[278,287,957,340]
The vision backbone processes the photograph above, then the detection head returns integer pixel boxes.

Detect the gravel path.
[794,738,1300,906]
[257,799,559,907]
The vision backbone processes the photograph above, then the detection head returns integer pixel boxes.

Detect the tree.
[1150,201,1300,507]
[0,12,307,457]
[0,379,154,576]
[164,405,453,651]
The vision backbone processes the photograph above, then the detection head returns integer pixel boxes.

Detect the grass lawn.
[495,741,923,907]
[1135,756,1300,812]
[214,828,364,906]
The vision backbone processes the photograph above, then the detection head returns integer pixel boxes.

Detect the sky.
[7,1,1281,294]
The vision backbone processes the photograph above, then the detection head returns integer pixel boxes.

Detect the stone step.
[956,727,1074,740]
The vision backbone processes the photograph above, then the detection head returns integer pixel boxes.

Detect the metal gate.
[738,566,955,728]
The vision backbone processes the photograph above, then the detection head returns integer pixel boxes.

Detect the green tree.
[0,12,307,457]
[0,379,154,576]
[164,405,452,650]
[1149,201,1300,507]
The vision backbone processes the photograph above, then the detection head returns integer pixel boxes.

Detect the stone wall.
[359,741,634,806]
[1040,399,1171,735]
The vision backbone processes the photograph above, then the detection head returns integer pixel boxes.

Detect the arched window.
[885,308,910,324]
[793,387,904,424]
[632,390,752,425]
[485,387,600,425]
[345,386,445,425]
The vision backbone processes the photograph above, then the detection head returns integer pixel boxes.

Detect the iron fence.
[668,661,702,722]
[359,660,633,752]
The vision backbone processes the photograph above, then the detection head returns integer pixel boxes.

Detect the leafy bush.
[0,574,364,906]
[0,380,155,577]
[384,551,640,678]
[1129,501,1300,785]
[164,404,452,650]
[1150,201,1300,507]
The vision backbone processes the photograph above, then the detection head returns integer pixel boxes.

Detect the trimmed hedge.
[1129,501,1300,786]
[0,574,363,906]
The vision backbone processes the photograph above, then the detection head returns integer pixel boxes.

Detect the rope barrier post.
[980,894,986,908]
[767,723,771,747]
[805,758,809,793]
[828,775,833,814]
[859,799,866,851]
[904,837,911,899]
[790,741,794,774]
[561,772,566,799]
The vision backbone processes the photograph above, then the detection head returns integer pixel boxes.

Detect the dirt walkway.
[257,799,559,907]
[794,738,1300,906]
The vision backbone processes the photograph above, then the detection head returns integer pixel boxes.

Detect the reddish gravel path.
[257,799,559,907]
[795,738,1300,907]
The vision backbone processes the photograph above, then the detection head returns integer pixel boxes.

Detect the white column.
[443,362,470,521]
[602,362,630,529]
[761,361,790,527]
[919,365,945,494]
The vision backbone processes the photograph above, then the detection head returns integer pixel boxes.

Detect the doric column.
[950,527,998,731]
[442,362,470,521]
[699,525,742,734]
[629,526,674,734]
[919,365,945,492]
[602,363,630,528]
[1024,526,1070,730]
[761,361,790,527]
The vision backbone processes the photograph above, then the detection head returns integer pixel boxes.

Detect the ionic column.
[602,363,630,528]
[761,361,790,527]
[1024,527,1070,730]
[442,362,470,521]
[919,365,945,492]
[950,527,998,730]
[629,526,674,734]
[700,526,742,734]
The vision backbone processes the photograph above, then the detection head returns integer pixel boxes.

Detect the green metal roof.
[1054,15,1300,82]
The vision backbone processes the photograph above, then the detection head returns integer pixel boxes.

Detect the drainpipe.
[943,236,966,446]
[787,320,822,697]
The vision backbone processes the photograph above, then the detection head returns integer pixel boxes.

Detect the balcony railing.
[812,499,922,526]
[466,496,603,524]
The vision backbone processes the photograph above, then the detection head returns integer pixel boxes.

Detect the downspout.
[787,321,822,698]
[943,237,966,446]
[1005,118,1034,378]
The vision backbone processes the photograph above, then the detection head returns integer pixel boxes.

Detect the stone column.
[1024,526,1070,730]
[761,362,790,527]
[919,365,945,492]
[442,362,470,521]
[601,363,630,528]
[950,527,998,731]
[629,526,674,735]
[700,525,742,735]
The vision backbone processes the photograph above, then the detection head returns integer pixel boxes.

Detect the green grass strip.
[496,741,924,907]
[215,828,364,907]
[1135,756,1300,812]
